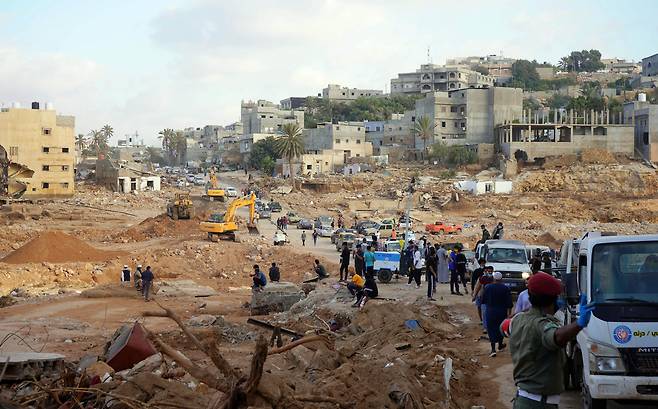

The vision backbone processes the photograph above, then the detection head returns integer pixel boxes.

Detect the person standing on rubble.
[492,222,504,240]
[134,264,143,292]
[312,230,318,246]
[354,244,365,277]
[436,244,450,284]
[269,262,280,282]
[301,230,307,247]
[121,265,131,285]
[480,224,491,244]
[482,271,512,357]
[364,245,376,279]
[340,242,351,282]
[426,246,437,300]
[502,272,594,409]
[141,266,154,302]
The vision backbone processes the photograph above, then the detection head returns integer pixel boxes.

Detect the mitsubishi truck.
[560,232,658,408]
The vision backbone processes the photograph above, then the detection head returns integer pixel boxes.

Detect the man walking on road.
[339,242,350,282]
[409,244,422,288]
[482,271,512,357]
[455,246,468,294]
[301,230,307,246]
[449,247,462,295]
[312,230,318,246]
[141,266,154,302]
[503,272,594,409]
[426,246,437,300]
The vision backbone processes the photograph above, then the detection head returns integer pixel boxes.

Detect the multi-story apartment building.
[0,104,75,198]
[391,64,495,95]
[624,97,658,162]
[241,100,304,135]
[321,84,383,103]
[413,87,523,147]
[446,55,516,84]
[642,53,658,77]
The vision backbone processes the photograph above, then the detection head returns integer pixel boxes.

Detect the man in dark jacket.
[492,222,504,240]
[340,243,351,282]
[141,266,154,302]
[268,262,280,282]
[480,224,491,243]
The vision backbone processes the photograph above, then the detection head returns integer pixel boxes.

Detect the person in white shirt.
[411,245,423,288]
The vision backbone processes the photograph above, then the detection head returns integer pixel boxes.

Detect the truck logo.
[613,325,632,344]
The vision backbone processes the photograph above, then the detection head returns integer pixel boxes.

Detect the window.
[441,122,446,128]
[389,137,393,141]
[62,147,69,153]
[356,154,360,157]
[398,127,402,131]
[454,122,458,127]
[269,115,273,118]
[336,126,340,130]
[450,106,458,113]
[42,182,49,189]
[335,139,340,144]
[42,147,50,153]
[461,122,466,128]
[441,106,447,112]
[485,183,493,193]
[42,165,50,171]
[325,161,329,166]
[357,127,361,131]
[42,128,51,135]
[62,165,69,171]
[461,92,465,97]
[379,141,383,146]
[351,92,354,96]
[60,182,69,189]
[356,139,361,144]
[342,92,346,96]
[376,126,381,131]
[388,127,392,131]
[306,165,312,170]
[9,146,18,156]
[260,115,266,118]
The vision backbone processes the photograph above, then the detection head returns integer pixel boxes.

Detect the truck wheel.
[172,211,179,220]
[582,379,606,409]
[378,269,393,283]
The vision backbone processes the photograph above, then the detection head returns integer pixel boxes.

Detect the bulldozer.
[204,168,225,202]
[0,144,34,203]
[199,192,259,241]
[166,192,195,220]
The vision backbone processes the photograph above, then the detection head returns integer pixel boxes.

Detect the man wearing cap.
[504,272,594,409]
[120,265,131,285]
[481,271,512,357]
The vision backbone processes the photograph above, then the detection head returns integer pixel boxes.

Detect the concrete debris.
[250,281,305,315]
[157,279,217,297]
[186,314,217,327]
[0,352,65,381]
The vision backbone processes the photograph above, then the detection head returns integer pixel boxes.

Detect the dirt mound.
[113,213,207,243]
[0,231,125,264]
[580,148,617,164]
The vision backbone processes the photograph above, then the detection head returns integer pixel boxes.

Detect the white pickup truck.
[560,232,658,408]
[475,239,532,293]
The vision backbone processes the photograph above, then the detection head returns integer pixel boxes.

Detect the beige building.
[391,64,495,95]
[241,100,304,135]
[0,105,75,198]
[321,84,383,103]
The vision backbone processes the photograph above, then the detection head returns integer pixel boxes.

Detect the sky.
[1,0,657,146]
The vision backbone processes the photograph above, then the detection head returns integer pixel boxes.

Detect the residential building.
[0,104,75,198]
[293,122,373,175]
[241,100,304,135]
[96,158,161,193]
[413,87,523,147]
[642,54,658,77]
[624,96,658,162]
[280,97,307,110]
[496,108,634,159]
[391,64,495,95]
[321,84,383,103]
[601,58,640,74]
[446,55,516,84]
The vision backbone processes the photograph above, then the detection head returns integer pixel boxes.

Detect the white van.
[475,239,532,292]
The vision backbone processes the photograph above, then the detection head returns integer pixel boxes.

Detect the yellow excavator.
[204,168,225,202]
[199,192,259,241]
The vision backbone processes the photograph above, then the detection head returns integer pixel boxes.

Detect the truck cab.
[475,239,531,293]
[561,232,658,408]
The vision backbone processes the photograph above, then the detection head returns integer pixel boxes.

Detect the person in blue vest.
[250,264,267,291]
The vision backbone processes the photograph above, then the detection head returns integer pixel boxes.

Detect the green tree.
[558,49,605,72]
[145,146,165,165]
[260,156,276,176]
[75,134,87,152]
[510,60,541,90]
[473,65,489,75]
[249,136,278,171]
[303,95,421,128]
[429,142,477,167]
[523,98,542,111]
[546,94,572,109]
[275,123,304,189]
[412,115,436,157]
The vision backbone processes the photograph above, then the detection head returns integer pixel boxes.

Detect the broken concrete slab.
[186,314,217,327]
[250,282,305,315]
[157,279,217,297]
[0,352,65,381]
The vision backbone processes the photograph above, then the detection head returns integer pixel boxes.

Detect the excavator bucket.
[247,223,259,235]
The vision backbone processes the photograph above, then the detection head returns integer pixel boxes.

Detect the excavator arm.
[224,192,256,224]
[200,192,258,241]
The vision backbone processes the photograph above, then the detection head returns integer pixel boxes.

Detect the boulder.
[250,282,305,315]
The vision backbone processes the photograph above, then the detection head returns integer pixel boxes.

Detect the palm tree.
[275,123,304,189]
[101,124,114,140]
[145,146,160,164]
[412,115,437,160]
[75,134,87,151]
[88,129,109,156]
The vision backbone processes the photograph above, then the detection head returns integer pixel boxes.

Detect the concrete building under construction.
[495,109,634,160]
[0,104,75,198]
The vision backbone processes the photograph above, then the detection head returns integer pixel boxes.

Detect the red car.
[425,221,463,235]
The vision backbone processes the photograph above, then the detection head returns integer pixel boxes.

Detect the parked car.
[269,201,282,212]
[257,207,271,219]
[425,221,463,235]
[315,215,334,228]
[297,219,314,230]
[377,223,395,238]
[193,176,205,186]
[225,186,238,197]
[286,212,301,224]
[331,228,357,243]
[315,225,333,237]
[356,220,378,235]
[176,179,189,188]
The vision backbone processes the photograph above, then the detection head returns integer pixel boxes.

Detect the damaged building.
[496,109,635,160]
[96,157,161,193]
